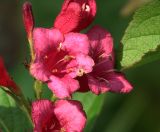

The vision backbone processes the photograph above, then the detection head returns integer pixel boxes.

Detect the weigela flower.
[22,2,94,98]
[30,28,94,99]
[78,26,133,94]
[0,57,19,94]
[32,99,86,132]
[54,0,97,33]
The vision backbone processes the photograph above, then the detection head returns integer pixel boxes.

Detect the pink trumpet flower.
[78,26,133,94]
[22,2,94,98]
[32,100,86,132]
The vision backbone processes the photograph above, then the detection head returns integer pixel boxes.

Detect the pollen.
[64,55,75,61]
[57,43,62,51]
[52,69,58,73]
[44,55,48,59]
[60,128,66,132]
[82,3,90,12]
[77,68,84,77]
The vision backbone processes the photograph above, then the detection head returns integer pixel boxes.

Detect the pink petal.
[75,54,94,74]
[87,25,114,65]
[32,100,54,132]
[30,62,50,82]
[54,0,96,33]
[54,100,86,132]
[33,28,64,56]
[87,72,133,94]
[62,33,90,55]
[67,53,94,78]
[48,75,79,99]
[105,72,133,93]
[87,75,109,95]
[92,59,115,76]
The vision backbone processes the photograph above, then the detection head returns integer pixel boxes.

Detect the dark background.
[0,0,160,132]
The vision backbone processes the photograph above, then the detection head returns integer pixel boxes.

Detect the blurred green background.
[0,0,160,132]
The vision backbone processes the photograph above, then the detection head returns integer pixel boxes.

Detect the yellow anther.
[77,68,84,77]
[57,43,62,51]
[61,128,66,132]
[52,69,58,73]
[44,55,48,59]
[82,3,90,12]
[64,55,75,61]
[66,68,73,73]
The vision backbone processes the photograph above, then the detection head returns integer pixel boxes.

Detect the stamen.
[44,55,48,59]
[99,53,105,59]
[64,55,75,61]
[52,69,58,73]
[60,128,66,132]
[77,68,84,77]
[53,55,75,68]
[57,43,62,51]
[82,3,90,12]
[60,68,73,73]
[49,123,55,129]
[97,77,110,85]
[66,68,73,73]
[103,69,117,74]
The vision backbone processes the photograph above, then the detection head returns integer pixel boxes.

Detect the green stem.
[1,86,32,126]
[0,118,10,132]
[28,34,35,61]
[18,90,33,126]
[34,80,43,99]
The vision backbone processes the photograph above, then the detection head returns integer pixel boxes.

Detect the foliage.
[119,0,160,70]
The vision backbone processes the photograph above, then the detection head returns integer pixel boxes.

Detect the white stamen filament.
[82,3,90,12]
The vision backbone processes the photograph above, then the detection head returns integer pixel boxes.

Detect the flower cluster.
[23,0,133,131]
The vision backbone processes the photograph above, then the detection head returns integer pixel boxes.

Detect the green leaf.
[73,92,105,132]
[119,0,160,70]
[0,88,32,132]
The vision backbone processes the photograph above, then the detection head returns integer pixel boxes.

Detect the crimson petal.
[54,0,96,33]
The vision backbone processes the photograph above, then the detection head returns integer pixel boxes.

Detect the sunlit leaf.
[119,0,160,70]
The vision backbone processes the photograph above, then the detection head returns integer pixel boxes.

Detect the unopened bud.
[22,2,34,39]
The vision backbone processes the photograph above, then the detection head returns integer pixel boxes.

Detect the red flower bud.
[22,2,34,39]
[54,0,97,34]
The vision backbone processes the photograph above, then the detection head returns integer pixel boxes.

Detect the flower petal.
[87,25,114,65]
[30,61,50,82]
[87,72,133,94]
[54,100,86,132]
[54,0,96,33]
[32,100,54,132]
[48,76,79,99]
[62,33,90,55]
[87,75,109,94]
[33,28,64,56]
[105,72,133,93]
[67,54,94,78]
